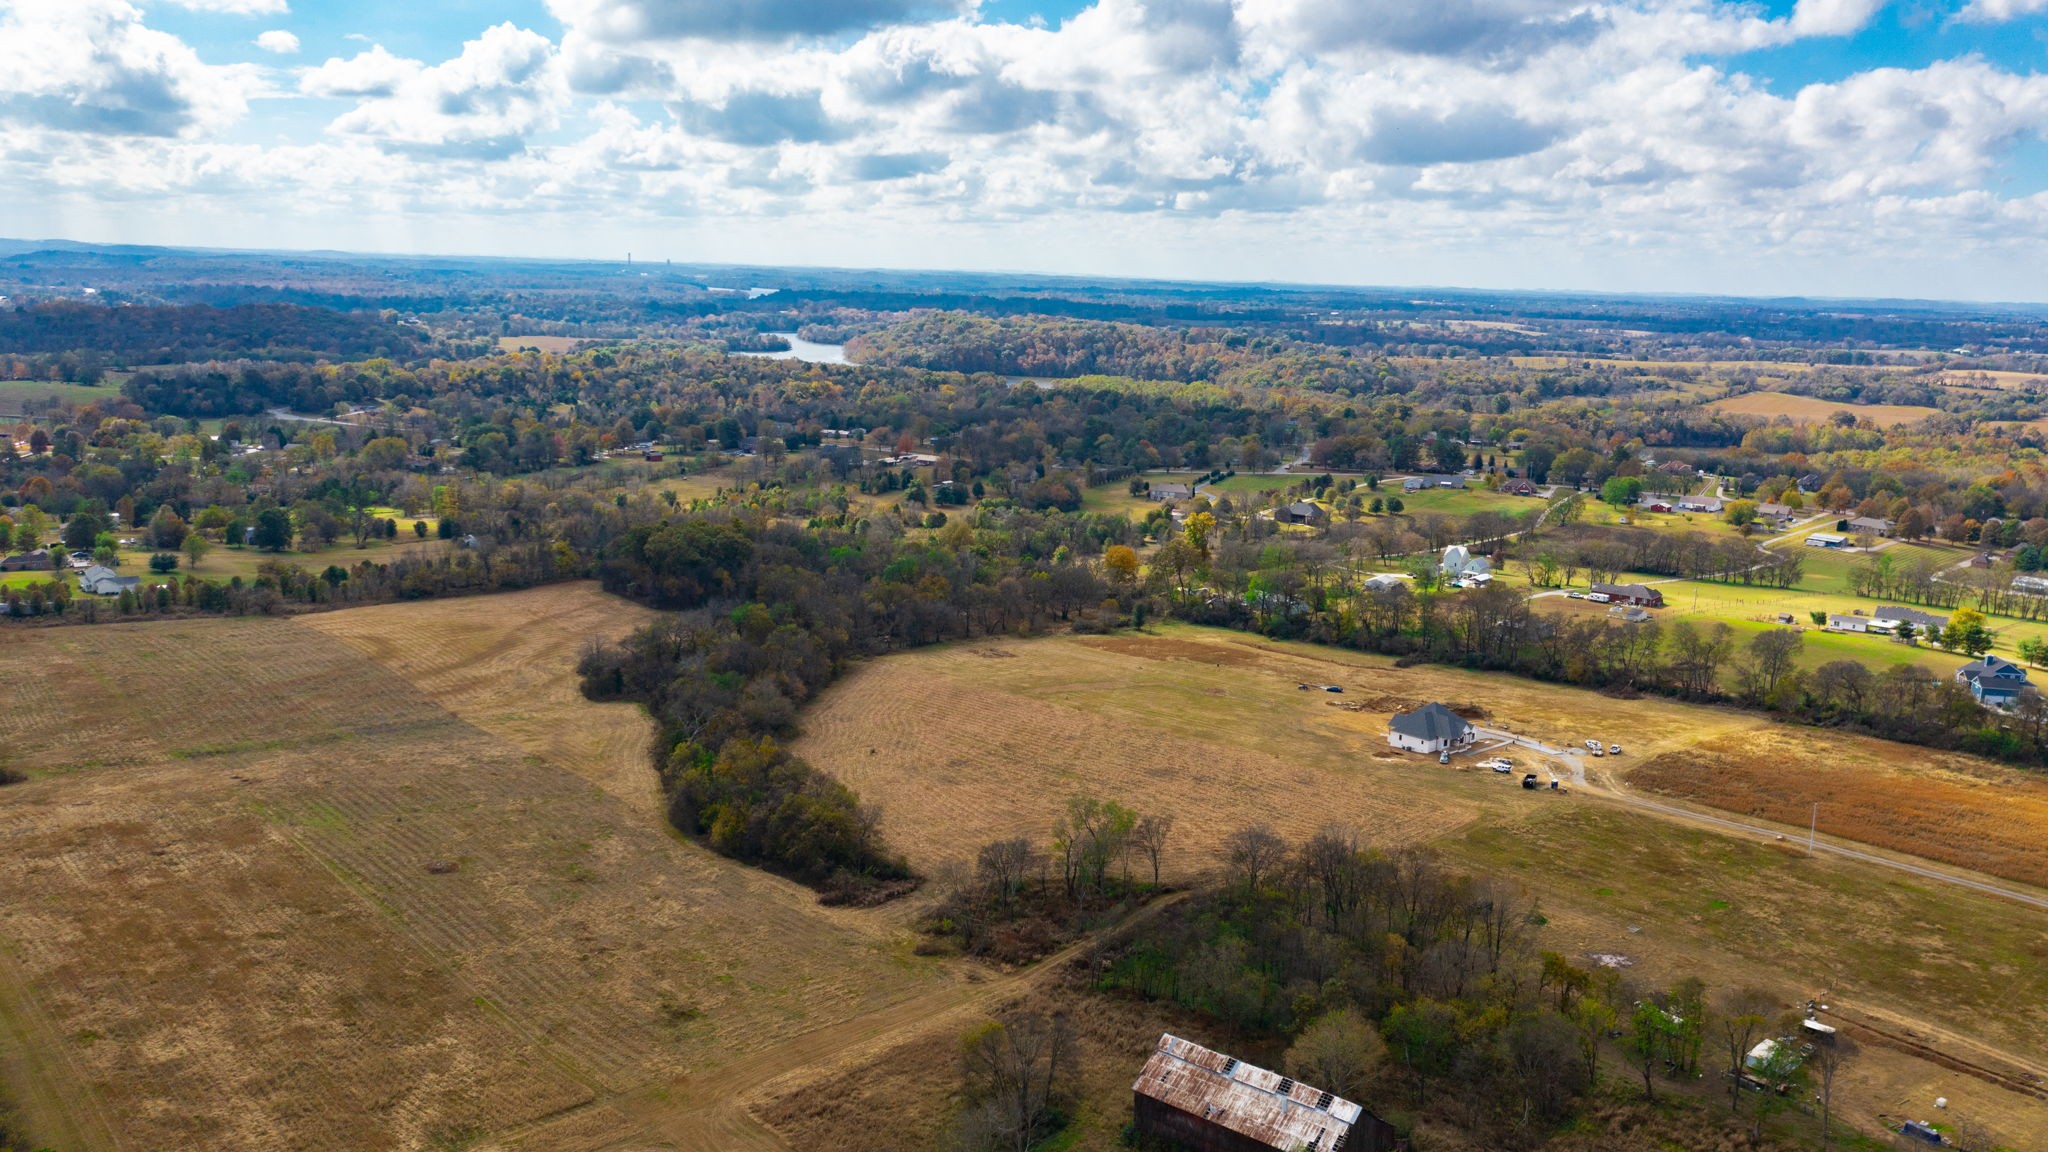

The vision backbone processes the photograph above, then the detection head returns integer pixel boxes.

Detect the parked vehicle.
[1609,744,1622,755]
[1566,591,1586,599]
[1586,592,1612,603]
[1521,774,1540,789]
[1584,740,1603,751]
[1438,751,1450,764]
[1323,685,1343,693]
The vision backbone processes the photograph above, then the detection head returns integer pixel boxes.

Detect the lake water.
[735,333,848,365]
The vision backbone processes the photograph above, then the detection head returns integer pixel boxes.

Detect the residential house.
[1439,545,1492,582]
[1675,496,1723,513]
[1827,614,1870,633]
[1500,478,1539,496]
[0,548,53,572]
[1274,501,1330,527]
[1361,574,1409,592]
[1387,702,1478,754]
[1805,533,1847,549]
[1797,473,1824,493]
[1435,475,1468,489]
[2015,575,2048,595]
[1755,502,1796,524]
[78,565,141,596]
[1873,606,1947,635]
[1608,605,1652,624]
[1957,655,2031,707]
[1402,477,1427,493]
[1132,1033,1398,1152]
[1847,516,1895,537]
[1151,483,1194,502]
[1590,582,1664,608]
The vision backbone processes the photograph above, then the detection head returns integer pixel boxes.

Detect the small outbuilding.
[1388,702,1477,754]
[1132,1033,1397,1152]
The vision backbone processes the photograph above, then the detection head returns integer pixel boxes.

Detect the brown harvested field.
[0,584,951,1151]
[1706,391,1941,427]
[793,627,1754,878]
[1629,729,2048,891]
[495,334,584,354]
[792,625,2048,1147]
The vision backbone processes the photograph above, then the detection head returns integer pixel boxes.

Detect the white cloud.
[157,0,288,13]
[0,0,252,136]
[1956,0,2048,21]
[1786,0,1887,36]
[322,24,563,158]
[301,45,418,99]
[254,29,298,54]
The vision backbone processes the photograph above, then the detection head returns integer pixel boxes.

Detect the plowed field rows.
[0,585,948,1150]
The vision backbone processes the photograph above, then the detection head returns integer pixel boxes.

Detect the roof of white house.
[1390,702,1472,742]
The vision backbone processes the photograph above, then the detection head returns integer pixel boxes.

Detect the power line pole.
[1809,803,1817,857]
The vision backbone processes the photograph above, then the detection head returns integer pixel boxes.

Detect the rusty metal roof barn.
[1132,1033,1365,1151]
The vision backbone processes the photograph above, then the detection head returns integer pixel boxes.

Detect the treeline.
[1096,824,1831,1147]
[577,507,1125,900]
[848,311,1385,392]
[122,358,413,417]
[0,301,433,368]
[1514,524,1802,589]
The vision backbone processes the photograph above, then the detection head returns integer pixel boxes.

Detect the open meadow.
[1706,391,1942,427]
[793,624,2048,1148]
[0,585,958,1152]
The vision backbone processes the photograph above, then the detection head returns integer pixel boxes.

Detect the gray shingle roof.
[1390,702,1471,742]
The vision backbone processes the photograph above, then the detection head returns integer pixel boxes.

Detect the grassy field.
[0,379,125,408]
[1707,391,1942,427]
[1382,485,1536,518]
[0,585,954,1151]
[787,625,2048,1147]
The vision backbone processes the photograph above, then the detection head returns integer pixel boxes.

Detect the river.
[735,333,848,365]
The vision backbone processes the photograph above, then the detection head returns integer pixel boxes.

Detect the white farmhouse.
[1387,703,1477,754]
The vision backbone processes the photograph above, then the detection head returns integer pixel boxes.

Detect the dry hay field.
[0,584,952,1152]
[1630,727,2048,891]
[794,625,2048,1147]
[1707,390,1941,427]
[495,335,585,354]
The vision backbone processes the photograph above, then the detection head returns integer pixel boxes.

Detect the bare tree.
[957,1013,1077,1152]
[1223,823,1287,893]
[1809,1032,1857,1149]
[1716,987,1776,1115]
[1129,814,1173,887]
[975,838,1035,910]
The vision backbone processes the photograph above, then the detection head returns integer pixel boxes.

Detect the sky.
[7,0,2048,300]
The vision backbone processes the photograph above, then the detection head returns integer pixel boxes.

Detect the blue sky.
[8,0,2048,300]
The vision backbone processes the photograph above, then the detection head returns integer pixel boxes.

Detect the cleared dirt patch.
[1629,730,2048,890]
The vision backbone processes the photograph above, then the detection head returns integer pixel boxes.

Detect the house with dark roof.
[1275,501,1329,527]
[1847,516,1895,537]
[1957,655,2031,707]
[1132,1033,1397,1152]
[0,548,52,572]
[1387,702,1477,754]
[1590,582,1664,608]
[1501,478,1539,496]
[1872,606,1947,635]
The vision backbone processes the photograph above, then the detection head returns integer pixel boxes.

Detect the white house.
[78,565,141,596]
[1387,703,1477,754]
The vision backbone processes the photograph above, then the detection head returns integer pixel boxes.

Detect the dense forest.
[0,301,438,374]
